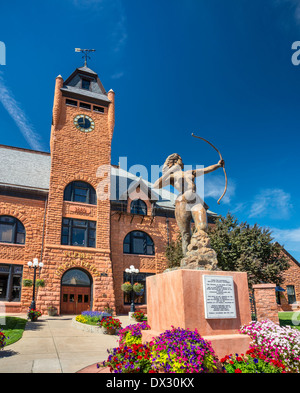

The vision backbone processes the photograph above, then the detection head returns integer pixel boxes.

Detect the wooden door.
[61,286,91,314]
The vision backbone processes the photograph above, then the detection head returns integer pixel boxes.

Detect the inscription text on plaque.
[203,275,237,319]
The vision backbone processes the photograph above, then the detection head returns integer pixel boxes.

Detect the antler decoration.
[191,133,227,204]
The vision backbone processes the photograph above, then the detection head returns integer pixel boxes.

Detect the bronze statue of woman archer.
[153,153,224,257]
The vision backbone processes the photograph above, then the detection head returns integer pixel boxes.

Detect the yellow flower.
[76,315,88,324]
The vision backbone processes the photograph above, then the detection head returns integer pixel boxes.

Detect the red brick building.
[0,65,299,315]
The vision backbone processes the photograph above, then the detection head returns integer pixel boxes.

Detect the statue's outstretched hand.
[218,159,225,168]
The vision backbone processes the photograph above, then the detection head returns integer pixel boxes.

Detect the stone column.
[252,283,279,324]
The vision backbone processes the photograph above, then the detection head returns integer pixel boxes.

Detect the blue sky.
[1,0,300,261]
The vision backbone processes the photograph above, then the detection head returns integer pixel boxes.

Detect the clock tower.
[40,65,116,314]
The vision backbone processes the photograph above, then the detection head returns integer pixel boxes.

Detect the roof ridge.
[0,144,50,156]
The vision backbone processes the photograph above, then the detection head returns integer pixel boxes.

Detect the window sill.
[47,244,111,254]
[0,242,25,247]
[123,253,155,258]
[63,201,97,207]
[61,244,96,250]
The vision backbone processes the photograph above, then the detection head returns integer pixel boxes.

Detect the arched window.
[130,199,147,215]
[123,231,154,255]
[0,216,25,244]
[61,268,91,287]
[64,181,96,205]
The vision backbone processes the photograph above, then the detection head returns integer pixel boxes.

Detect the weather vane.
[75,48,96,67]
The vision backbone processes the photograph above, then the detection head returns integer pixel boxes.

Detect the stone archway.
[60,268,92,314]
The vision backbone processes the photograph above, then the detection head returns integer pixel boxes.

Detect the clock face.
[73,114,95,133]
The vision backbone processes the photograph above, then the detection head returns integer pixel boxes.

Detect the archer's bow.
[191,133,227,205]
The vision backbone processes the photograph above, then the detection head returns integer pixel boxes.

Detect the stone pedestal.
[180,230,218,270]
[142,269,252,359]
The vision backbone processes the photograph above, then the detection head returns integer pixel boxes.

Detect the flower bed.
[75,311,112,326]
[100,343,153,373]
[0,329,8,350]
[75,315,88,324]
[221,349,285,373]
[240,319,300,373]
[99,325,220,373]
[118,321,151,346]
[131,311,146,322]
[98,319,299,373]
[150,327,219,373]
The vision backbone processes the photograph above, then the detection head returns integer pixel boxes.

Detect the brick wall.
[277,250,300,311]
[253,283,279,324]
[0,195,46,312]
[111,187,178,313]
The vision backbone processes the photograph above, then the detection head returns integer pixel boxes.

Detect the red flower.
[235,368,242,373]
[236,357,243,362]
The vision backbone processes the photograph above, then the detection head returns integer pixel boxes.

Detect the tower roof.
[60,66,111,104]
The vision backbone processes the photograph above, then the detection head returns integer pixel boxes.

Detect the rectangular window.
[72,227,86,246]
[74,187,88,203]
[111,201,127,212]
[0,264,23,302]
[123,243,130,254]
[93,105,104,113]
[123,272,155,305]
[133,238,144,254]
[79,102,91,110]
[287,285,296,304]
[66,99,77,107]
[81,79,90,90]
[61,218,96,248]
[0,223,13,243]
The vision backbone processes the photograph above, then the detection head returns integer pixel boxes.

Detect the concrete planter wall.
[71,317,120,335]
[72,317,103,334]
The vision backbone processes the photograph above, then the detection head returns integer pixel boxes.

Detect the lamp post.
[125,265,139,313]
[27,258,44,310]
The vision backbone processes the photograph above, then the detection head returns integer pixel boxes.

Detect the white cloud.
[271,227,300,243]
[112,10,128,54]
[111,71,125,79]
[270,226,300,258]
[203,175,235,204]
[273,0,300,24]
[0,72,44,151]
[249,188,292,220]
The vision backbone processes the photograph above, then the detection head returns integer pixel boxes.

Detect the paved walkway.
[0,314,132,373]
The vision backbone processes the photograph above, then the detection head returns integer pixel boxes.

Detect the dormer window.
[81,78,90,90]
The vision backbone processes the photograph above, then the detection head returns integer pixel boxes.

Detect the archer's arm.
[192,160,224,177]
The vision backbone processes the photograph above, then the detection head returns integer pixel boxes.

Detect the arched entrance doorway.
[60,268,92,314]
